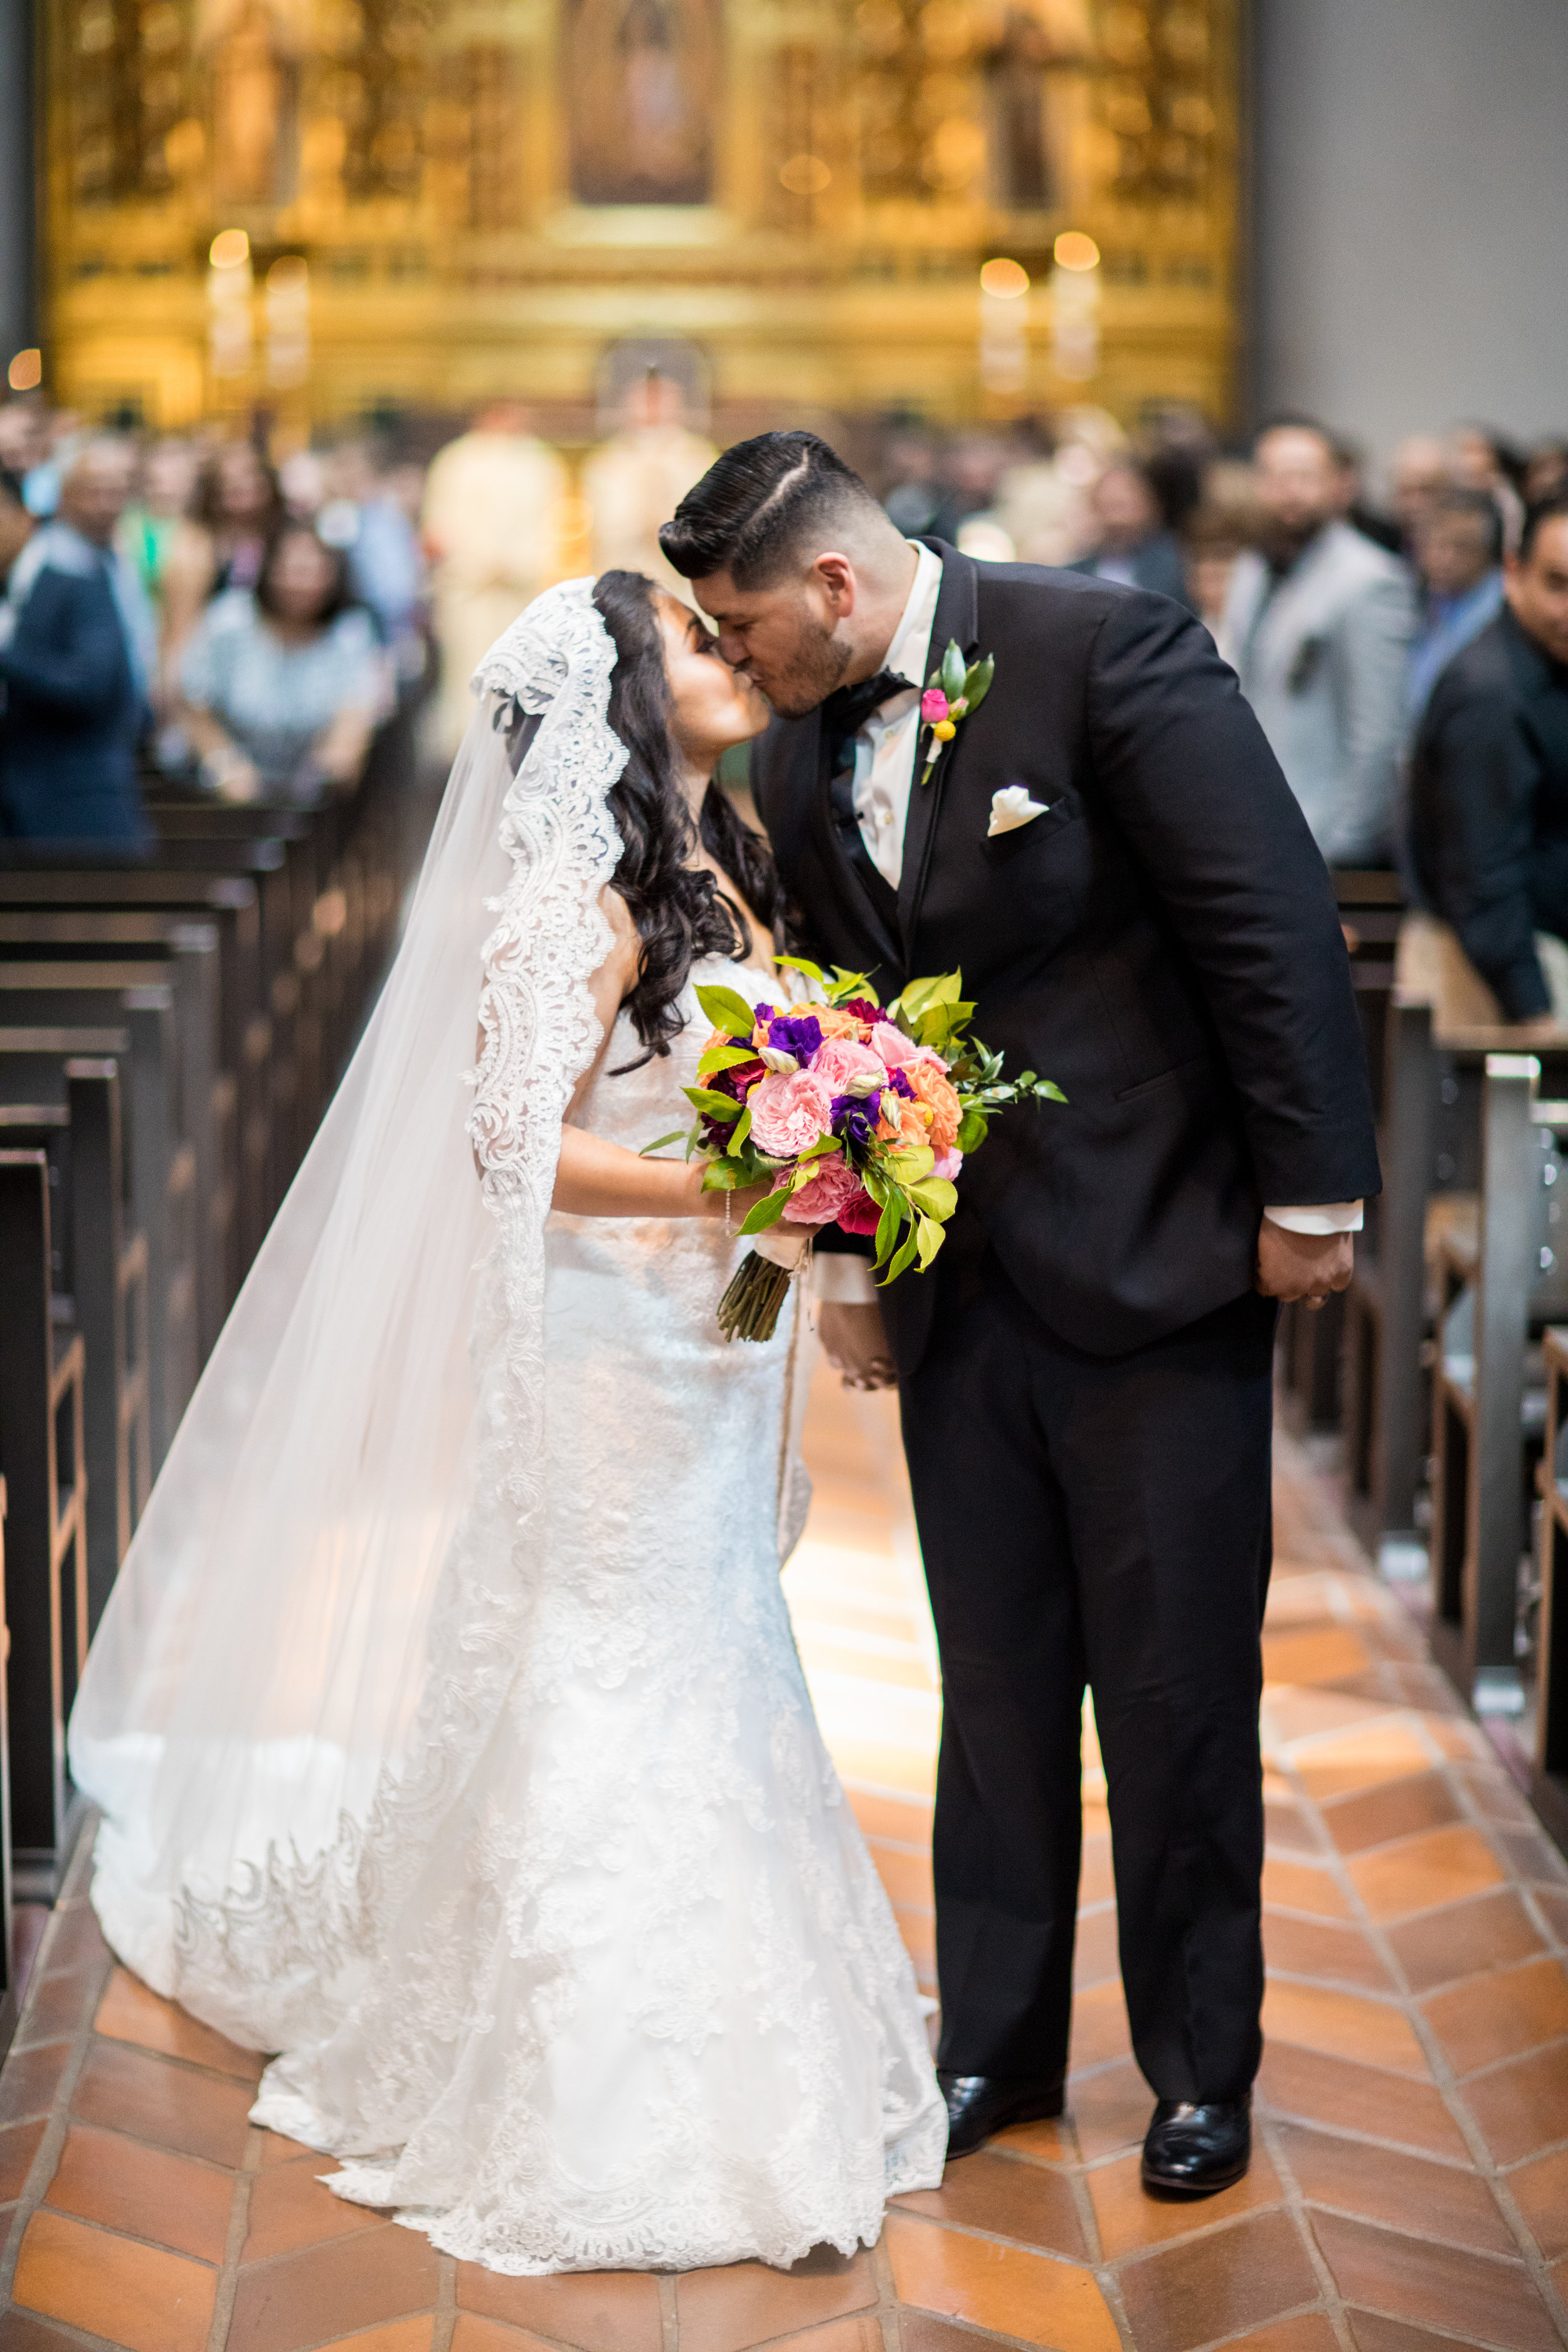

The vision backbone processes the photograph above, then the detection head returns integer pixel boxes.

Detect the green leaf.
[896,974,941,1019]
[915,1213,946,1269]
[880,1224,921,1284]
[929,971,963,1006]
[940,638,967,701]
[700,1158,745,1190]
[873,1194,901,1266]
[694,982,764,1039]
[1040,1081,1067,1103]
[638,1129,691,1157]
[962,653,995,711]
[725,1105,753,1155]
[776,954,828,986]
[955,1106,988,1153]
[696,1045,760,1084]
[906,1177,957,1218]
[887,1143,935,1184]
[682,1086,741,1123]
[736,1185,792,1236]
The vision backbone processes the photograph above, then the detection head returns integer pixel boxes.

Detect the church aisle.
[1,1369,1566,2351]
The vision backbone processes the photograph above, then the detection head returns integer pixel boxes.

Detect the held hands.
[818,1301,898,1391]
[1255,1220,1353,1311]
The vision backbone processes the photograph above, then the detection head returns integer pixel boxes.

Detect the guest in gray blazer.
[1224,421,1417,866]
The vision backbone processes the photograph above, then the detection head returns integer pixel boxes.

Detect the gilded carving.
[42,0,1239,430]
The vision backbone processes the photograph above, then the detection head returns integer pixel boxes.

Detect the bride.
[68,573,947,2274]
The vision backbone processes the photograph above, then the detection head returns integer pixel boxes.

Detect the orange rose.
[815,1007,864,1040]
[879,1096,929,1147]
[906,1058,963,1151]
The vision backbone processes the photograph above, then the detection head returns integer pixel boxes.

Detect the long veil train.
[68,580,627,2050]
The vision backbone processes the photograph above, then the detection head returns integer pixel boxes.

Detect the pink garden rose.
[812,1036,887,1096]
[920,689,950,723]
[749,1066,835,1158]
[931,1147,963,1182]
[870,1020,919,1067]
[780,1153,868,1226]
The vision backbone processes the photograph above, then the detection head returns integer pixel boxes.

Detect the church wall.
[1248,0,1568,472]
[0,0,38,366]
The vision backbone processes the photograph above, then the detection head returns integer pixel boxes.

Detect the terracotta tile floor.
[3,1369,1567,2352]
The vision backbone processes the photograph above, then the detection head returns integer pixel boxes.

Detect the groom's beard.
[750,617,853,719]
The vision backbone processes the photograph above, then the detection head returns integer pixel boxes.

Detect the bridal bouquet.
[644,961,1064,1342]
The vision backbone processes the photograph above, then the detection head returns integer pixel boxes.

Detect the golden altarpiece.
[41,0,1241,433]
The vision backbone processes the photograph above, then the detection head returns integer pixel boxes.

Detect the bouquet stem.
[716,1251,795,1343]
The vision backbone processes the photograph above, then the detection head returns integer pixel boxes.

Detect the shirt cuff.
[1264,1202,1364,1236]
[813,1252,880,1305]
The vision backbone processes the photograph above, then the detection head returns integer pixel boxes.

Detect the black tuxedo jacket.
[753,544,1381,1370]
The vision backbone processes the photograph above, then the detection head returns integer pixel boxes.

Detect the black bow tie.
[822,668,915,766]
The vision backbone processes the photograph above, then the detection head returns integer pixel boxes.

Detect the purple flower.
[832,1092,883,1153]
[888,1067,916,1101]
[762,1010,825,1065]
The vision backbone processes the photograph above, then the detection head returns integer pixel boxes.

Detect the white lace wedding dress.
[72,583,946,2275]
[247,957,946,2267]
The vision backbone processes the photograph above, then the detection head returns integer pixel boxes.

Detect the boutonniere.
[919,640,995,786]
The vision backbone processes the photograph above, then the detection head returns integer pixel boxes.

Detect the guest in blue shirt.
[0,440,156,845]
[1406,487,1505,733]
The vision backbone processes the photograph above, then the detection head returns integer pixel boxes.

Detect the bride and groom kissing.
[70,430,1379,2273]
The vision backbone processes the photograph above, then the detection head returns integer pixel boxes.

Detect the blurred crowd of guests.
[876,410,1568,1032]
[0,372,719,845]
[4,379,1567,1044]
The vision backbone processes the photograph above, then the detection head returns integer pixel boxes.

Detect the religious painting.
[196,0,305,208]
[565,0,722,207]
[980,0,1091,213]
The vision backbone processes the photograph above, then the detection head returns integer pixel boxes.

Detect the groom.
[660,434,1379,2195]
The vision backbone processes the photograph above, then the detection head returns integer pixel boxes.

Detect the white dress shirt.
[813,544,1359,1301]
[849,541,943,889]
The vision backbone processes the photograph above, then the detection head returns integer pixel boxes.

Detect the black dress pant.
[899,1242,1276,2104]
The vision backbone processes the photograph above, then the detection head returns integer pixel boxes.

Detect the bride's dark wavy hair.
[591,569,786,1070]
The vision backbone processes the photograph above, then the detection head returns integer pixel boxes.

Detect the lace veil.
[69,580,628,2043]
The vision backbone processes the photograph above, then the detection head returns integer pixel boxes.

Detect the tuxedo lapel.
[898,543,980,963]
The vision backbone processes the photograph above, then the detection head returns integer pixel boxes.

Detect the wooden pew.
[0,1057,150,1633]
[0,1478,14,2059]
[1342,1000,1439,1557]
[0,919,233,1346]
[0,847,294,1252]
[1532,1330,1568,1851]
[1427,1054,1568,1715]
[0,990,194,1468]
[0,1150,89,1897]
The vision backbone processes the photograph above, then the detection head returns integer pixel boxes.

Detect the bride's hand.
[697,1179,775,1225]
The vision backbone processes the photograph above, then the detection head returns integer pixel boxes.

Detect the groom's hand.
[818,1302,898,1389]
[1256,1220,1353,1310]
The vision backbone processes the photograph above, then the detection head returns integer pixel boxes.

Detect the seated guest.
[177,522,389,805]
[1407,497,1568,1027]
[0,440,154,845]
[1069,458,1193,608]
[1406,487,1505,731]
[160,440,283,689]
[1224,418,1417,864]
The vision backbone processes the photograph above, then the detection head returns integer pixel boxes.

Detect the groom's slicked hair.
[659,430,884,590]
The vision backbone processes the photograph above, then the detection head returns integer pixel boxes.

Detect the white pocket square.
[988,785,1049,837]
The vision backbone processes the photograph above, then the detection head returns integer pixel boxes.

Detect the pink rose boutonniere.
[918,637,996,787]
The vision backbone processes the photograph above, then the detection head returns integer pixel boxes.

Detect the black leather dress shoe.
[1141,2096,1251,2195]
[938,2070,1066,2159]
